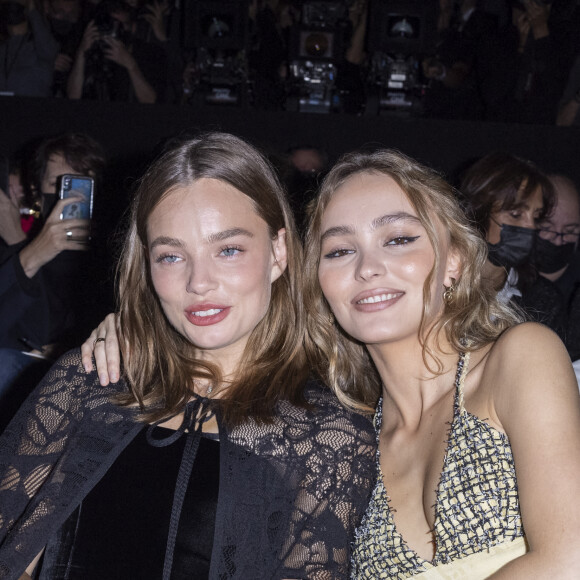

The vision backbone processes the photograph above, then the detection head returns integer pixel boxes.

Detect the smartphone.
[58,174,94,221]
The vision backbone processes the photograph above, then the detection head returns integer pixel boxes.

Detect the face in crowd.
[536,176,580,278]
[484,179,544,270]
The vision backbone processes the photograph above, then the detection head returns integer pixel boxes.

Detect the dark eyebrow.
[149,228,254,250]
[510,200,538,211]
[320,212,420,243]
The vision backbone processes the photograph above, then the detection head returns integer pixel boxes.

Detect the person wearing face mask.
[0,133,105,432]
[536,175,580,299]
[535,175,580,374]
[0,0,59,97]
[459,151,554,308]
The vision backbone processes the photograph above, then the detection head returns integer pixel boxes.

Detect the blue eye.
[385,235,420,246]
[220,246,242,257]
[157,254,181,264]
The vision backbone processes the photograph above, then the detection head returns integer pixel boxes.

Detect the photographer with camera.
[66,0,166,103]
[0,0,59,97]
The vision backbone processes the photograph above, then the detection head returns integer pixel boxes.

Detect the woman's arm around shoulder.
[486,322,580,578]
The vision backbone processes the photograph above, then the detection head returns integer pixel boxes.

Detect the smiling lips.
[352,291,403,311]
[185,304,231,326]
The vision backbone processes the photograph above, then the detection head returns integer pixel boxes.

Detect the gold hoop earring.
[443,278,456,305]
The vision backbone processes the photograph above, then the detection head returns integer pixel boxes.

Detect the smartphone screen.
[59,174,94,220]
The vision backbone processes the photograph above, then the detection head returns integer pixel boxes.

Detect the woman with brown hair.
[459,151,554,301]
[304,148,580,577]
[0,132,375,580]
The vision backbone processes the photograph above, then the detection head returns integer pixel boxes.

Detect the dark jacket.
[0,242,86,351]
[0,350,376,579]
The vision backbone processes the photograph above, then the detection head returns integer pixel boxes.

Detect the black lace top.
[0,350,376,580]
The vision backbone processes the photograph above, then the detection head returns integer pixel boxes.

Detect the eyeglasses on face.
[538,228,580,244]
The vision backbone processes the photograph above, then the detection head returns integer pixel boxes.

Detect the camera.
[286,0,352,113]
[364,0,436,115]
[181,0,250,106]
[95,12,122,39]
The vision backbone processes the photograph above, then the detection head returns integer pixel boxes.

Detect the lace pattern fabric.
[351,352,524,579]
[0,350,377,580]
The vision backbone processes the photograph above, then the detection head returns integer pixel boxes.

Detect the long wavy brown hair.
[303,149,523,413]
[116,132,309,426]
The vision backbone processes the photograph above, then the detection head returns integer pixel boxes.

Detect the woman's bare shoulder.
[485,321,566,372]
[480,322,577,420]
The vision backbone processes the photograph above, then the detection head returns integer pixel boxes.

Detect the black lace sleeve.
[0,362,376,580]
[0,350,140,580]
[217,382,377,579]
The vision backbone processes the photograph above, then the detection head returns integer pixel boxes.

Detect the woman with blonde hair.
[304,148,580,578]
[0,133,375,580]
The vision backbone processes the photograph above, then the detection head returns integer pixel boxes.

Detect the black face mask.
[487,224,537,268]
[41,193,57,218]
[0,2,27,26]
[535,236,576,274]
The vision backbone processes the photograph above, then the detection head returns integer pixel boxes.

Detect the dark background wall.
[3,96,580,187]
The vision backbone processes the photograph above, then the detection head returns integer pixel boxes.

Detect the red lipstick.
[185,304,230,326]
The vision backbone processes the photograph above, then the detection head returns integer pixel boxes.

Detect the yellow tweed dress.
[351,352,526,579]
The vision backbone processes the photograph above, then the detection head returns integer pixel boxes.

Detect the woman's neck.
[367,335,460,431]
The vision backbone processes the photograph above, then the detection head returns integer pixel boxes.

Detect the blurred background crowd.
[2,0,580,124]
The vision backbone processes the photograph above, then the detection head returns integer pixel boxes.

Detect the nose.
[355,248,386,282]
[522,211,537,230]
[186,259,218,294]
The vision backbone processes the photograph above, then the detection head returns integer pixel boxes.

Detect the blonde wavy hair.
[116,132,308,426]
[304,149,523,413]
